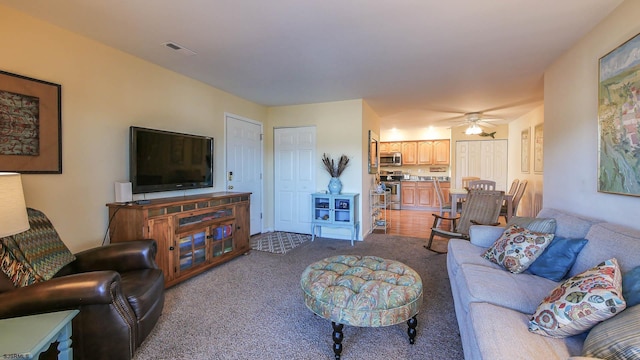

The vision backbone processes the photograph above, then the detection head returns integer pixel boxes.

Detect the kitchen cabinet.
[380,142,401,153]
[433,140,451,165]
[417,181,434,207]
[417,140,450,165]
[417,141,433,164]
[401,181,450,210]
[382,139,449,166]
[401,142,417,165]
[401,181,416,207]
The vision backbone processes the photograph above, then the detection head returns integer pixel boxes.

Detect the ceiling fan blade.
[435,114,466,123]
[478,120,496,128]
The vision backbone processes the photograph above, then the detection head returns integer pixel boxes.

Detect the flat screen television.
[130,126,213,194]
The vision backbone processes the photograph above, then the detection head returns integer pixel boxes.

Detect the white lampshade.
[0,172,30,237]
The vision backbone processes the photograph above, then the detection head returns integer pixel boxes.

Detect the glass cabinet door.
[313,195,331,222]
[210,221,234,258]
[177,230,207,272]
[333,197,352,223]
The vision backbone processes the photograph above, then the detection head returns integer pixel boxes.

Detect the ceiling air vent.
[162,42,197,56]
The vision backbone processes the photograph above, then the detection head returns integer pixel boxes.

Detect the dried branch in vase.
[322,153,350,177]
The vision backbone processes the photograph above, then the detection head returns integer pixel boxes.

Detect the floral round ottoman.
[300,255,423,359]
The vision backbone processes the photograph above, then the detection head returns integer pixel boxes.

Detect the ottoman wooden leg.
[407,316,418,344]
[332,321,344,359]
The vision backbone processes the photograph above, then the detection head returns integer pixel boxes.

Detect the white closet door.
[274,127,316,234]
[492,140,509,191]
[456,139,508,191]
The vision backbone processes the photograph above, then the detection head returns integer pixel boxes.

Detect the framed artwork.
[0,70,62,173]
[521,128,530,173]
[598,32,640,197]
[534,123,544,173]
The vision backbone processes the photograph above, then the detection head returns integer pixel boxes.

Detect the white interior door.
[274,127,316,234]
[225,114,262,235]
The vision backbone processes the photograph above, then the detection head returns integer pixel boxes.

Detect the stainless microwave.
[380,152,402,166]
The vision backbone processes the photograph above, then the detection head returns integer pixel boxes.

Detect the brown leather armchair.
[0,209,164,360]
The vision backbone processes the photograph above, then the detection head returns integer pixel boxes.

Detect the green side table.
[0,310,79,360]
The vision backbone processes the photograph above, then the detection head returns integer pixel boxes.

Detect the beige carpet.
[134,233,464,360]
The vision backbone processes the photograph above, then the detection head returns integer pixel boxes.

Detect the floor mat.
[250,231,311,255]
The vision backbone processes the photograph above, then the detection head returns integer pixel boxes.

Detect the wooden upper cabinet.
[416,139,450,165]
[418,141,434,165]
[401,142,417,165]
[433,140,450,165]
[382,139,449,165]
[380,142,401,154]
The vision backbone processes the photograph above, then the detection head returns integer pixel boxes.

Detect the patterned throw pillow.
[529,258,626,338]
[482,225,554,273]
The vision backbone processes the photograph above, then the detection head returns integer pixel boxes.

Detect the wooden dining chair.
[501,180,528,220]
[507,179,520,196]
[432,178,458,228]
[468,179,496,190]
[461,176,480,188]
[425,189,504,254]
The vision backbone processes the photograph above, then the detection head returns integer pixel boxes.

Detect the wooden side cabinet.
[107,192,250,288]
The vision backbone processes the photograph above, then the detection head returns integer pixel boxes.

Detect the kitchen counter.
[401,177,450,182]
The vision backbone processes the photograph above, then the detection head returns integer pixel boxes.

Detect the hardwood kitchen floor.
[379,209,506,253]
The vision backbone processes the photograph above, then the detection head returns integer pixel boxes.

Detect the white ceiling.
[1,0,623,130]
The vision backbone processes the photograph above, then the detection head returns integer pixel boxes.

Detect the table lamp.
[0,172,30,237]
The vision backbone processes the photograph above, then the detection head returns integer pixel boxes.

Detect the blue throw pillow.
[623,266,640,307]
[528,237,588,282]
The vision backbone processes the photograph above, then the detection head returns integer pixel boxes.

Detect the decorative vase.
[328,177,342,194]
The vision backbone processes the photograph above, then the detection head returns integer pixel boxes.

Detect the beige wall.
[507,105,544,217]
[381,126,451,142]
[0,6,267,252]
[544,0,640,229]
[266,99,365,239]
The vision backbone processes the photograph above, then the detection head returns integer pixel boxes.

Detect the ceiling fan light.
[465,123,482,135]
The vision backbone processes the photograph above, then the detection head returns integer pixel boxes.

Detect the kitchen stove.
[381,171,403,210]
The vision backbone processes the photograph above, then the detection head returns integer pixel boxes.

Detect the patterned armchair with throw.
[0,208,165,360]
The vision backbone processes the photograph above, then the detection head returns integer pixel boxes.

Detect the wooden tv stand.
[107,192,250,287]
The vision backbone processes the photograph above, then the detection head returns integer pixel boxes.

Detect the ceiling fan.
[436,112,502,135]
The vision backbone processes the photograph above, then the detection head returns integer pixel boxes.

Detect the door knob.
[228,185,234,190]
